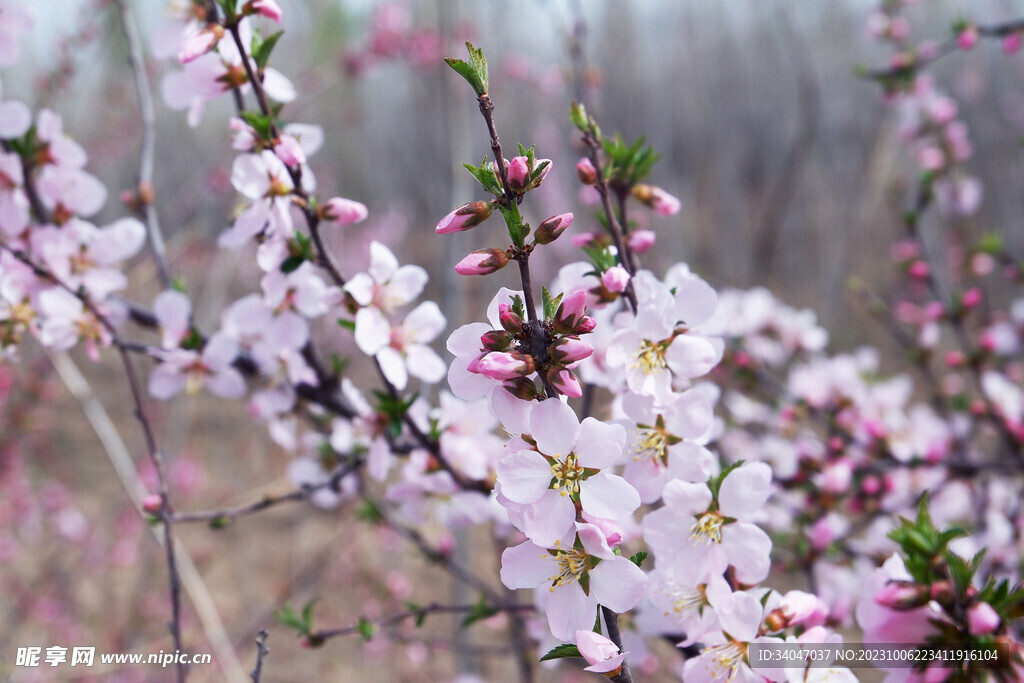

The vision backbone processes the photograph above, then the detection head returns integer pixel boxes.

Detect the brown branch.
[601,606,634,683]
[114,0,172,289]
[250,629,269,683]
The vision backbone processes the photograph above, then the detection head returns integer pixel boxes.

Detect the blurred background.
[3,0,1024,680]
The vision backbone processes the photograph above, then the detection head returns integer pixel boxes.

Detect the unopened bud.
[553,289,588,333]
[507,156,531,194]
[576,157,597,185]
[142,494,163,514]
[436,201,493,234]
[480,330,513,352]
[251,0,283,22]
[502,377,539,401]
[967,602,1000,635]
[574,315,597,335]
[627,229,656,253]
[763,607,789,632]
[632,184,681,215]
[875,580,930,610]
[454,248,508,276]
[548,336,594,365]
[601,265,630,293]
[475,351,535,380]
[534,213,574,245]
[548,368,582,398]
[498,302,524,334]
[322,197,369,226]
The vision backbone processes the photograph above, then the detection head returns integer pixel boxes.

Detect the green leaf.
[976,232,1004,255]
[274,603,307,633]
[281,255,306,273]
[444,43,488,96]
[463,159,502,196]
[460,595,499,629]
[356,616,374,642]
[337,318,356,332]
[253,31,284,70]
[629,551,649,568]
[301,599,317,631]
[569,102,589,131]
[356,499,383,524]
[329,353,349,376]
[539,644,583,662]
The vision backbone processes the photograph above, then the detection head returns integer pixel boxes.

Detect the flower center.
[707,640,748,681]
[690,512,724,545]
[549,453,583,496]
[548,546,588,591]
[661,579,708,621]
[633,339,667,375]
[634,428,669,465]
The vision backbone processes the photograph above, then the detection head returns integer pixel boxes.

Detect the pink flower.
[153,290,192,350]
[273,134,306,166]
[474,351,535,380]
[576,157,597,185]
[454,248,508,276]
[956,26,979,51]
[1004,32,1022,54]
[633,184,681,215]
[500,523,647,640]
[506,156,530,193]
[575,630,628,674]
[344,241,427,313]
[148,333,246,400]
[495,398,636,546]
[642,462,774,584]
[353,301,447,391]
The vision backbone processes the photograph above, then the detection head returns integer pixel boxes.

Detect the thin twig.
[114,0,172,289]
[601,606,634,683]
[250,630,269,683]
[308,602,533,643]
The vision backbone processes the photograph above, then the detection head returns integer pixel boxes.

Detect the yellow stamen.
[690,512,724,545]
[633,339,667,375]
[550,453,583,496]
[547,546,588,591]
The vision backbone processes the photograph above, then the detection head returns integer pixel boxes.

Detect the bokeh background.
[3,0,1024,680]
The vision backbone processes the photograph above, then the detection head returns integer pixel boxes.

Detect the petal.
[575,418,626,469]
[206,368,246,399]
[496,450,553,505]
[579,473,640,520]
[230,153,268,199]
[718,462,772,519]
[262,67,296,102]
[500,541,556,590]
[489,385,532,435]
[403,301,446,343]
[92,218,147,264]
[376,346,408,391]
[722,522,773,584]
[530,398,580,457]
[153,290,192,348]
[447,357,494,401]
[547,584,598,642]
[354,307,390,355]
[202,333,239,369]
[446,322,490,358]
[589,557,648,613]
[343,273,375,307]
[662,478,713,516]
[148,365,186,400]
[368,241,398,283]
[405,344,446,384]
[388,265,428,305]
[0,100,31,138]
[665,334,718,378]
[520,490,576,547]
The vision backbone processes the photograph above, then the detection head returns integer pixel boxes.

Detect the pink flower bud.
[179,25,223,64]
[601,265,630,293]
[323,197,368,226]
[944,351,965,367]
[889,16,910,40]
[498,303,524,334]
[582,516,624,547]
[575,630,628,675]
[507,156,530,193]
[274,135,306,166]
[875,580,930,610]
[252,0,283,22]
[967,602,1000,635]
[454,248,508,276]
[534,213,573,245]
[633,184,681,215]
[474,351,535,380]
[908,260,930,278]
[627,229,656,253]
[957,26,979,51]
[142,494,163,514]
[571,232,597,247]
[554,289,588,332]
[548,336,594,365]
[961,287,982,308]
[574,315,596,335]
[436,201,493,234]
[480,330,513,351]
[549,368,582,398]
[917,146,945,171]
[502,377,539,401]
[1004,32,1022,54]
[576,157,597,185]
[891,240,919,262]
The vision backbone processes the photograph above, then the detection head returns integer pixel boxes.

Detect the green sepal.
[629,551,649,568]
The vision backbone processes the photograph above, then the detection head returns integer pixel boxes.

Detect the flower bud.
[179,25,223,64]
[1005,32,1022,55]
[498,302,524,334]
[507,156,531,193]
[436,201,493,234]
[574,315,597,335]
[475,351,535,380]
[548,368,582,398]
[576,157,597,185]
[548,336,594,365]
[251,0,283,22]
[322,197,369,226]
[502,377,539,401]
[142,494,163,514]
[454,248,508,276]
[627,229,656,253]
[632,184,681,215]
[967,602,1000,635]
[480,330,513,352]
[553,288,588,333]
[274,135,306,166]
[601,265,630,293]
[961,287,982,308]
[534,213,573,245]
[957,25,979,51]
[875,580,930,610]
